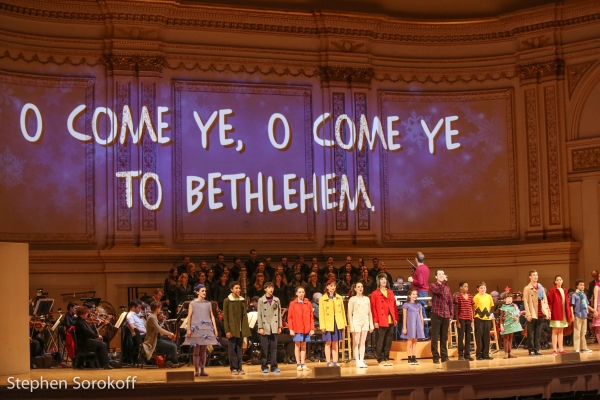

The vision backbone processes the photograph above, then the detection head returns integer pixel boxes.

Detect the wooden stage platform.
[1,347,600,399]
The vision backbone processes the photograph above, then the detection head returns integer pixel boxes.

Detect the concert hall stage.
[2,348,600,400]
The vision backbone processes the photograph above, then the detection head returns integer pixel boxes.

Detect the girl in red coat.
[547,275,573,355]
[288,286,315,371]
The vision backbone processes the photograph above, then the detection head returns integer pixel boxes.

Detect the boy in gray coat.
[257,282,282,373]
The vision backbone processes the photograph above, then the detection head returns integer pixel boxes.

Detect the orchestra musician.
[142,301,181,368]
[74,306,112,369]
[126,300,147,341]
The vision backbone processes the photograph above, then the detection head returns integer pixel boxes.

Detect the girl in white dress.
[347,282,374,368]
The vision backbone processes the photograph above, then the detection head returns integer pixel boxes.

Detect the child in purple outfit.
[401,289,425,365]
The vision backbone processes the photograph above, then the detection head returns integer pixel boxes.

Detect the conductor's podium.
[390,340,458,362]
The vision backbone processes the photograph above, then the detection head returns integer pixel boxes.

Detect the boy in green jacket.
[223,281,251,375]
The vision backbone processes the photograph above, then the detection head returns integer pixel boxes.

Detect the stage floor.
[2,346,600,386]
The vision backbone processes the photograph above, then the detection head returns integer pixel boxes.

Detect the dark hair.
[249,248,256,254]
[554,275,562,282]
[528,270,537,277]
[129,300,141,308]
[408,289,418,299]
[76,306,88,317]
[459,281,467,288]
[217,253,224,259]
[150,301,162,312]
[263,281,274,289]
[229,281,240,290]
[416,252,425,263]
[182,255,189,260]
[575,279,585,286]
[376,273,389,288]
[154,288,164,295]
[351,281,363,296]
[67,301,78,309]
[234,256,241,263]
[435,269,445,277]
[194,283,205,293]
[477,281,486,288]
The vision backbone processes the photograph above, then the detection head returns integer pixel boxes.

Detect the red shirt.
[413,264,430,293]
[454,293,474,320]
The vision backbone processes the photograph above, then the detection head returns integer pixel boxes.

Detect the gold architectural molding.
[320,66,375,86]
[572,146,600,172]
[517,58,565,82]
[0,1,599,44]
[567,60,596,97]
[524,88,542,227]
[101,54,167,73]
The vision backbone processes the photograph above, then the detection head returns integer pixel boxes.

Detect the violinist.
[63,301,78,329]
[74,306,112,369]
[126,300,147,341]
[83,302,112,348]
[29,316,46,362]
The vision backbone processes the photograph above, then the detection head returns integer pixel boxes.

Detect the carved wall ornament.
[114,26,158,40]
[330,40,366,53]
[567,60,596,97]
[354,93,370,231]
[333,92,348,231]
[141,82,157,231]
[116,82,132,231]
[102,54,167,73]
[165,61,320,78]
[517,59,565,82]
[373,71,518,84]
[521,35,550,49]
[320,66,375,86]
[524,88,542,227]
[572,146,600,172]
[0,50,100,67]
[544,86,561,225]
[1,1,600,45]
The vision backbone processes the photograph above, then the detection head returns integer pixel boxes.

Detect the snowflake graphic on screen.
[401,110,431,149]
[0,147,25,189]
[421,176,434,188]
[407,147,416,156]
[458,106,504,154]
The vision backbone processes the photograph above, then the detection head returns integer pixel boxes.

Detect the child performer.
[288,286,315,371]
[499,293,522,359]
[257,282,282,373]
[571,279,594,353]
[319,278,347,367]
[347,281,374,368]
[401,289,425,365]
[473,281,494,360]
[454,282,474,361]
[184,284,219,376]
[223,281,251,375]
[547,275,573,355]
[371,273,398,366]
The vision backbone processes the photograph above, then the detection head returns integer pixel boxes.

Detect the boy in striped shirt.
[454,282,474,361]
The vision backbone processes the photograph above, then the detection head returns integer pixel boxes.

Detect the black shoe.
[534,351,543,356]
[386,357,395,361]
[104,365,114,370]
[441,357,449,362]
[458,355,465,360]
[476,356,483,360]
[529,351,535,356]
[433,359,440,364]
[483,356,493,360]
[465,356,474,361]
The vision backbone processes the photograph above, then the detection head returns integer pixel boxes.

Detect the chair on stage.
[276,333,295,364]
[71,327,100,369]
[207,341,229,367]
[339,326,352,361]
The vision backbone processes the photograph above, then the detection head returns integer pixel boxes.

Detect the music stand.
[114,311,128,329]
[51,315,62,332]
[33,298,54,316]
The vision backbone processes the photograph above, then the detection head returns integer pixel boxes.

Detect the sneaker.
[413,358,420,365]
[271,367,281,373]
[360,361,368,368]
[534,351,543,356]
[384,361,393,366]
[458,355,465,361]
[231,370,239,375]
[301,364,310,371]
[483,356,493,360]
[476,356,483,360]
[297,364,303,371]
[441,357,449,363]
[503,354,509,359]
[433,359,440,364]
[238,370,246,375]
[333,362,339,367]
[552,350,558,356]
[529,351,536,357]
[262,368,269,373]
[465,356,475,361]
[582,349,593,353]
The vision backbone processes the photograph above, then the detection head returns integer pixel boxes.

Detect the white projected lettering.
[14,101,468,215]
